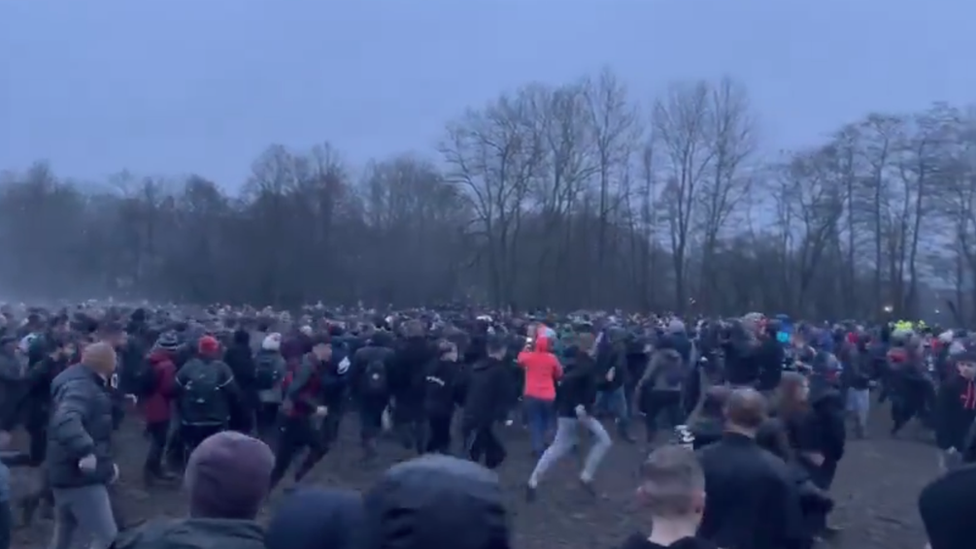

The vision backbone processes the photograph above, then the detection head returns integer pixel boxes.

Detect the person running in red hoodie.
[142,331,179,484]
[518,335,562,456]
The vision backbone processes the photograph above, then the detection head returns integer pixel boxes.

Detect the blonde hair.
[640,445,704,517]
[82,342,117,376]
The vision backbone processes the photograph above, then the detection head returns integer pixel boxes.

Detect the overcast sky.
[1,0,973,186]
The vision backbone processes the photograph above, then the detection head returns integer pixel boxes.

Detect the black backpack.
[363,359,388,395]
[180,365,222,424]
[131,359,157,397]
[254,354,282,391]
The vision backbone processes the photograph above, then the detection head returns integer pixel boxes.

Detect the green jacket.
[113,518,265,549]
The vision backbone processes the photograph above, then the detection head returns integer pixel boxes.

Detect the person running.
[517,333,562,456]
[525,333,611,501]
[46,342,120,549]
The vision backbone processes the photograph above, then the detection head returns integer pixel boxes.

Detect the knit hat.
[155,331,180,352]
[82,342,117,376]
[185,431,274,520]
[198,335,220,356]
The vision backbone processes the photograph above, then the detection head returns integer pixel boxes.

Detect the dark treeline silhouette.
[2,70,975,320]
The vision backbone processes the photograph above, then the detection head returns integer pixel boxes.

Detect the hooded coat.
[516,336,562,401]
[362,455,510,549]
[265,489,365,549]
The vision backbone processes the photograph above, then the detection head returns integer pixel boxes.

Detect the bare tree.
[695,77,756,310]
[652,80,715,311]
[582,68,641,303]
[856,114,901,313]
[525,81,595,305]
[440,88,542,307]
[0,70,965,318]
[773,146,844,314]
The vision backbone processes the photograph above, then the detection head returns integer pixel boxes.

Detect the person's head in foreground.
[184,431,275,520]
[265,488,365,549]
[919,464,976,549]
[637,445,706,546]
[362,454,510,549]
[724,387,767,437]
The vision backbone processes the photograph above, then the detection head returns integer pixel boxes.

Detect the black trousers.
[27,425,46,467]
[426,414,453,454]
[392,397,425,454]
[270,411,343,487]
[641,390,683,442]
[890,378,928,433]
[180,423,226,464]
[0,500,10,549]
[256,402,281,439]
[463,422,505,469]
[359,398,386,455]
[144,420,170,474]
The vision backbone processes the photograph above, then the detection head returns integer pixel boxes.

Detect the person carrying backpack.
[173,336,242,465]
[351,332,394,459]
[254,333,287,439]
[635,347,689,444]
[140,332,179,484]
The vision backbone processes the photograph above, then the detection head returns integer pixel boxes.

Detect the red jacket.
[141,350,177,423]
[517,336,562,401]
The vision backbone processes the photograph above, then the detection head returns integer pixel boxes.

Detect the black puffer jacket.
[461,357,513,427]
[362,455,510,549]
[46,363,116,488]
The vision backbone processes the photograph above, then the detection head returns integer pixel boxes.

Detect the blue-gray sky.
[2,0,973,187]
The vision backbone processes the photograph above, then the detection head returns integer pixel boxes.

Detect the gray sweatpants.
[529,415,612,487]
[49,484,118,549]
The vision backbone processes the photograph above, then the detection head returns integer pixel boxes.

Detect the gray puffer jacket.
[46,364,116,489]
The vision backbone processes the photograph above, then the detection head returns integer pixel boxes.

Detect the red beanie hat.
[198,335,220,356]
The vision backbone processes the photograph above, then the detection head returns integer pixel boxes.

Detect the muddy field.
[10,401,938,549]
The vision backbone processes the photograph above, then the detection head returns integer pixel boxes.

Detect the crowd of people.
[0,302,971,549]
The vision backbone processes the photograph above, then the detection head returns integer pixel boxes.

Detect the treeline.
[2,70,974,321]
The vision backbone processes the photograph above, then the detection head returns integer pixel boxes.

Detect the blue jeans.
[595,387,630,430]
[845,388,870,435]
[523,397,554,454]
[529,416,612,486]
